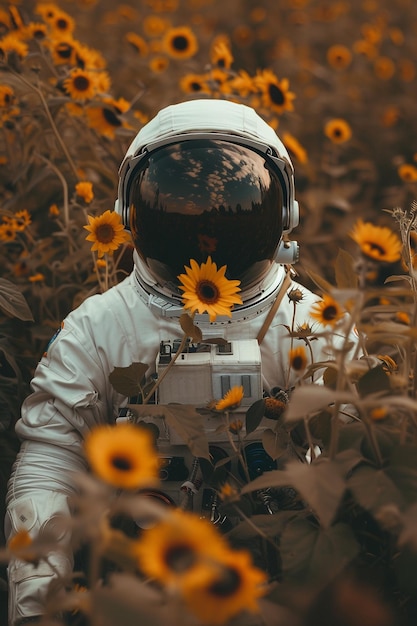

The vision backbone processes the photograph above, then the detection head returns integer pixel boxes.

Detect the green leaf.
[334,248,358,289]
[109,363,149,397]
[129,403,210,460]
[0,278,34,321]
[245,399,266,434]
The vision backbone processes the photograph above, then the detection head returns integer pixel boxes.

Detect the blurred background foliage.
[0,0,417,419]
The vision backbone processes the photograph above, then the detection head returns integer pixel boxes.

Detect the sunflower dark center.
[292,355,304,370]
[366,241,386,257]
[73,75,91,92]
[197,280,220,304]
[208,567,241,597]
[172,35,189,51]
[323,305,338,320]
[56,43,73,59]
[164,543,196,572]
[191,81,202,91]
[111,455,133,472]
[268,83,285,105]
[56,18,70,30]
[103,107,122,127]
[96,224,115,243]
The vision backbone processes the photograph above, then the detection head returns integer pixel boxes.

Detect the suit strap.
[257,269,293,345]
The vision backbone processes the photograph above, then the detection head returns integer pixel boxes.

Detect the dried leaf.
[285,386,354,422]
[334,248,358,289]
[0,278,34,321]
[262,428,290,461]
[129,404,210,460]
[246,399,266,434]
[179,313,203,342]
[109,363,149,397]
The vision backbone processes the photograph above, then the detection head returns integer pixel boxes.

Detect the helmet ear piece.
[114,197,131,230]
[275,240,299,264]
[288,200,299,233]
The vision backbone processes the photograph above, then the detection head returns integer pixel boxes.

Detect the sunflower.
[182,548,267,625]
[398,163,417,183]
[12,209,31,231]
[63,68,98,101]
[22,22,48,41]
[324,118,352,144]
[8,530,38,564]
[0,85,15,108]
[133,508,229,587]
[143,14,170,37]
[48,9,75,36]
[84,422,159,490]
[178,257,242,322]
[229,69,257,97]
[310,294,345,327]
[254,69,296,115]
[289,345,308,372]
[179,72,211,94]
[350,219,402,263]
[149,55,169,73]
[0,221,17,242]
[126,32,149,56]
[215,386,244,412]
[84,210,130,257]
[86,98,130,139]
[75,181,94,204]
[46,35,78,65]
[373,56,395,80]
[0,33,28,59]
[282,132,308,164]
[210,39,234,69]
[326,44,352,70]
[163,26,198,59]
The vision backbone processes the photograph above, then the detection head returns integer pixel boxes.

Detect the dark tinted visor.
[128,139,284,290]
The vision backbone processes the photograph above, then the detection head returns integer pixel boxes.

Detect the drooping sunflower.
[178,257,242,322]
[324,118,352,144]
[75,181,94,204]
[86,98,131,139]
[282,132,308,164]
[349,219,402,263]
[84,422,159,490]
[179,72,211,94]
[289,345,308,372]
[0,221,17,242]
[254,69,296,115]
[0,33,28,59]
[12,209,31,231]
[126,32,149,57]
[63,68,98,101]
[84,210,130,257]
[398,163,417,183]
[215,386,244,412]
[229,69,257,97]
[133,508,229,587]
[182,548,267,625]
[163,26,198,59]
[310,294,345,327]
[210,39,234,69]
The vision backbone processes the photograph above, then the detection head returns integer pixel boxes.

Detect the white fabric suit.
[5,98,357,624]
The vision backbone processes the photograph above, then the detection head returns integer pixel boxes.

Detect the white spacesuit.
[5,99,356,625]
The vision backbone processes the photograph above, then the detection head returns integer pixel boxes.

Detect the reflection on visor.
[128,139,284,289]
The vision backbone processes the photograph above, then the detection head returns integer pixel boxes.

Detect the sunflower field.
[2,0,417,625]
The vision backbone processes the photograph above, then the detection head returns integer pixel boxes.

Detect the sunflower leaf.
[179,313,202,342]
[304,270,334,295]
[0,278,34,321]
[109,363,149,397]
[334,248,358,289]
[245,399,266,434]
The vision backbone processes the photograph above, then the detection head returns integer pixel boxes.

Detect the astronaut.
[5,98,356,625]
